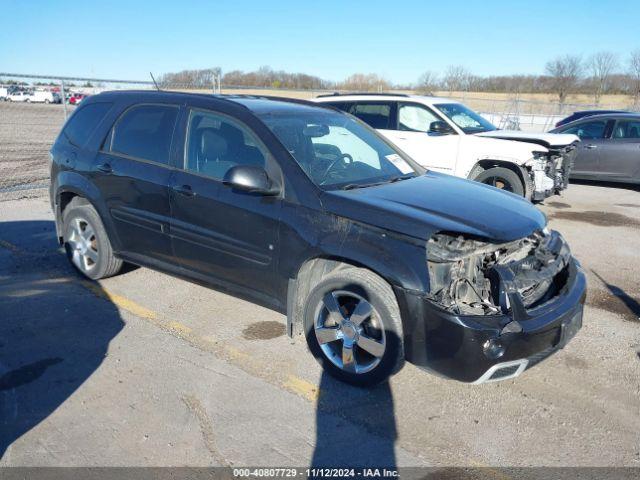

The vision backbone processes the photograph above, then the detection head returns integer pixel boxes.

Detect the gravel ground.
[0,102,72,201]
[0,181,638,469]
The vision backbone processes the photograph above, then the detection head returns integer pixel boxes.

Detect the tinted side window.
[62,102,113,146]
[185,109,267,180]
[612,120,640,139]
[562,120,607,140]
[348,103,392,129]
[112,104,179,164]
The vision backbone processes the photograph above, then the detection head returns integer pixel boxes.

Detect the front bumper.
[530,146,577,201]
[396,259,586,383]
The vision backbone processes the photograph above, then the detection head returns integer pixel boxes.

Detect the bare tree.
[629,49,640,107]
[545,55,583,106]
[588,52,618,104]
[159,67,222,88]
[443,65,471,92]
[416,71,439,94]
[338,73,391,92]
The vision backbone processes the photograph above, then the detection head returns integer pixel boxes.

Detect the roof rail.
[315,92,411,98]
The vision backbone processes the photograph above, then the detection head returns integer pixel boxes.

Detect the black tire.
[303,267,404,387]
[63,198,123,280]
[473,166,525,196]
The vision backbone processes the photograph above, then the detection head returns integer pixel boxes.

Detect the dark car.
[50,91,585,386]
[554,110,628,128]
[551,113,640,183]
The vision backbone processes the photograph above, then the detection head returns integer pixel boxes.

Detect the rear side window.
[62,102,113,146]
[612,119,640,139]
[348,103,392,129]
[111,104,179,164]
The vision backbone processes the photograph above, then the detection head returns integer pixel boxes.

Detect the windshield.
[258,109,422,189]
[434,103,497,134]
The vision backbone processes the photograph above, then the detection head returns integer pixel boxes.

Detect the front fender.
[455,136,542,177]
[280,204,430,293]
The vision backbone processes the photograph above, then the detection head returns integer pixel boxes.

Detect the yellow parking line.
[283,374,320,402]
[168,320,193,335]
[81,281,157,319]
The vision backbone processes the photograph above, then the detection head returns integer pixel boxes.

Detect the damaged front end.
[426,229,572,317]
[526,144,578,201]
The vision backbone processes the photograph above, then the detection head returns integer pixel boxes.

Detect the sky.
[1,0,638,85]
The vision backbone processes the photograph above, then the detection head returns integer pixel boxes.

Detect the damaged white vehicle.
[314,94,580,201]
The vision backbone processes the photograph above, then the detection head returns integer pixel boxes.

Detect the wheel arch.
[53,172,113,245]
[285,251,424,339]
[468,159,532,199]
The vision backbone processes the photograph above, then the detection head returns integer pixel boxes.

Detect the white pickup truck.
[314,94,579,201]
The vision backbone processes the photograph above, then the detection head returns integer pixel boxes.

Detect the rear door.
[599,118,640,179]
[92,103,179,263]
[325,101,397,139]
[560,118,613,177]
[168,106,282,300]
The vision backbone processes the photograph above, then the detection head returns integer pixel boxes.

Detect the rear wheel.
[473,166,525,196]
[63,199,123,280]
[303,267,404,387]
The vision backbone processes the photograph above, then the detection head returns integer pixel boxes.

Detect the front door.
[561,118,612,176]
[168,107,282,300]
[381,102,460,173]
[92,103,179,262]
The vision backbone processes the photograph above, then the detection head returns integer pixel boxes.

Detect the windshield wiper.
[341,182,381,190]
[341,174,415,190]
[388,174,415,183]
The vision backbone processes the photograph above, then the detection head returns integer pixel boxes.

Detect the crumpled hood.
[476,130,579,149]
[321,172,546,243]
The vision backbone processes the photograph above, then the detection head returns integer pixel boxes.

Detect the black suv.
[50,91,586,386]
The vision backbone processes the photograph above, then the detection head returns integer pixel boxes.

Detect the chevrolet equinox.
[50,91,586,386]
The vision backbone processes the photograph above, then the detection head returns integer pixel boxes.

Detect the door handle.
[584,144,598,149]
[172,184,195,197]
[97,162,112,173]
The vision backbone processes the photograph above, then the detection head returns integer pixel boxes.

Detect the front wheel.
[303,267,404,387]
[473,166,525,196]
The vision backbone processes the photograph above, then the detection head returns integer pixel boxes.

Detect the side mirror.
[429,120,455,135]
[222,165,280,196]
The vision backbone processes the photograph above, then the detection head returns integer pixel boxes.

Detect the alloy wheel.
[66,217,99,273]
[314,290,386,374]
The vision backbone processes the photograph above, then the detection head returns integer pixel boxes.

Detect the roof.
[92,89,334,115]
[565,112,640,122]
[313,93,460,105]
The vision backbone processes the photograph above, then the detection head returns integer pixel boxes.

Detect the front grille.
[488,364,520,380]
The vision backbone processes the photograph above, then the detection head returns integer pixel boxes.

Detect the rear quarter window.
[61,102,113,146]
